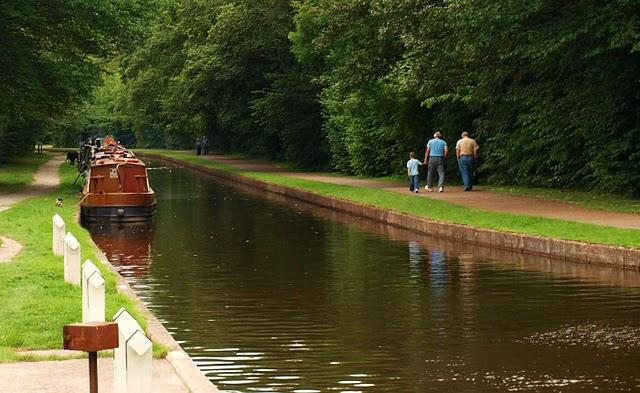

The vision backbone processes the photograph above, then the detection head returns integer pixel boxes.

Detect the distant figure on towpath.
[456,131,479,191]
[423,131,448,192]
[202,136,210,155]
[195,137,202,156]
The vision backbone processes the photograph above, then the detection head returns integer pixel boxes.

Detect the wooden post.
[63,322,119,393]
[89,351,98,393]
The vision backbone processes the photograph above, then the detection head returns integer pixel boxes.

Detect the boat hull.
[80,193,157,222]
[81,203,156,223]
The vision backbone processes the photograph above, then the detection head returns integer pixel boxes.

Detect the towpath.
[0,154,65,262]
[0,154,65,213]
[202,154,640,230]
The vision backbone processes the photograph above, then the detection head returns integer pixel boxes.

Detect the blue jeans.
[409,175,419,191]
[458,155,474,190]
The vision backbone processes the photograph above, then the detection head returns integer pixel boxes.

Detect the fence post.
[52,214,65,256]
[63,233,81,285]
[82,260,105,322]
[126,331,153,393]
[113,308,153,393]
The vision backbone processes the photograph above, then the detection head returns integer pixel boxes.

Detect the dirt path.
[0,155,66,213]
[0,155,65,262]
[0,236,22,263]
[203,154,640,230]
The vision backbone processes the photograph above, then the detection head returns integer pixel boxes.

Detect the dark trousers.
[427,156,445,188]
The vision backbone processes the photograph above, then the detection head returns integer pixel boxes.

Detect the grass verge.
[0,154,51,195]
[0,164,150,362]
[143,150,640,249]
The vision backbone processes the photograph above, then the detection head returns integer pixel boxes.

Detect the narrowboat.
[80,138,156,222]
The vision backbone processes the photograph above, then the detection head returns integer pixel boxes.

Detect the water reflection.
[88,163,640,393]
[86,221,155,277]
[407,241,422,281]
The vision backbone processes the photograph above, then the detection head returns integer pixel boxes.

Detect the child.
[407,151,421,193]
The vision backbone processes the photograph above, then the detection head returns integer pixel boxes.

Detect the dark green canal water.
[89,163,640,393]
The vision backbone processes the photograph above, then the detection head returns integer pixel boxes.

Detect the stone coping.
[146,154,640,271]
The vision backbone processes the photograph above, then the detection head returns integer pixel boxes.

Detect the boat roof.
[92,153,146,167]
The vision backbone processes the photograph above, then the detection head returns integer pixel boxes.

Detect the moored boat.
[80,138,156,222]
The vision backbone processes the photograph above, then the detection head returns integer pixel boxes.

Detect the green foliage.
[7,0,639,193]
[117,0,330,167]
[390,0,640,194]
[0,0,148,156]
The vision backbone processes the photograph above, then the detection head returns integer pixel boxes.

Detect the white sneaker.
[425,186,433,192]
[439,187,444,192]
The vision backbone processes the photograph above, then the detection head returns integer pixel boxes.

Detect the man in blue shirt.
[423,131,448,192]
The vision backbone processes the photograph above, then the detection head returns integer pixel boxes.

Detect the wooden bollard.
[63,322,119,393]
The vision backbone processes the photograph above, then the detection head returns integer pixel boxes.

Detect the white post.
[113,308,152,393]
[126,331,153,393]
[82,260,105,322]
[63,233,81,285]
[52,214,65,256]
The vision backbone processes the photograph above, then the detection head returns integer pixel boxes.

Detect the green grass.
[0,164,147,362]
[143,150,640,249]
[0,155,51,194]
[486,185,640,215]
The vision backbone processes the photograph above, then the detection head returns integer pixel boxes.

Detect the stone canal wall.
[146,154,640,271]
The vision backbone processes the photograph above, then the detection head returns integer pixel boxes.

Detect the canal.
[88,162,640,393]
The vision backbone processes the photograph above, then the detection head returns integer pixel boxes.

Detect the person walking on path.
[456,131,479,191]
[195,137,202,156]
[423,131,448,192]
[406,151,421,193]
[202,136,210,156]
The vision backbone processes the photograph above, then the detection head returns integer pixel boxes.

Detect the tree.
[0,0,147,159]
